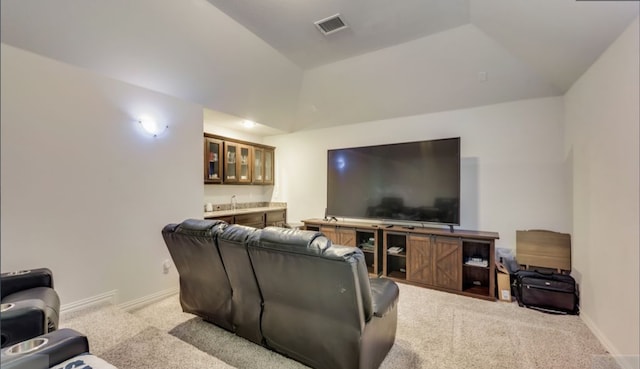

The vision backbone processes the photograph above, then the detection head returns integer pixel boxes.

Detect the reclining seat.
[217,224,264,345]
[1,268,60,348]
[162,219,233,331]
[247,227,399,369]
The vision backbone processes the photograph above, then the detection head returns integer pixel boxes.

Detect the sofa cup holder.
[4,338,49,356]
[1,303,15,312]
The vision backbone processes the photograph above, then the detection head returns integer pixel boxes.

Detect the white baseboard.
[61,290,117,314]
[117,287,179,312]
[581,311,640,369]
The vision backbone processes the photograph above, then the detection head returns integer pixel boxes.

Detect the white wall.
[1,44,203,305]
[564,17,639,369]
[1,0,303,132]
[296,24,558,131]
[266,96,568,250]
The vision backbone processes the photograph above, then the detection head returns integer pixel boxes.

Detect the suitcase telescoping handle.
[532,269,554,276]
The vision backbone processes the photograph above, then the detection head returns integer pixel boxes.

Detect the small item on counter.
[205,203,214,212]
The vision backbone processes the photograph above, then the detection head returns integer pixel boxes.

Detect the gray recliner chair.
[247,227,399,369]
[161,219,234,331]
[163,220,399,369]
[1,268,60,348]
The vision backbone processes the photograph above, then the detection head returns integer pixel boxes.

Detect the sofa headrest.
[220,224,260,244]
[169,219,227,237]
[253,227,331,255]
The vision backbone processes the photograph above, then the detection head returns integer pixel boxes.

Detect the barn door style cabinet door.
[320,226,356,246]
[432,236,462,291]
[407,234,462,291]
[406,234,434,285]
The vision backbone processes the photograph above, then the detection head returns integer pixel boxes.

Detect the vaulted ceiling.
[2,0,638,134]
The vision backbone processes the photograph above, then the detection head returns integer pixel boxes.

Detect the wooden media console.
[302,219,500,301]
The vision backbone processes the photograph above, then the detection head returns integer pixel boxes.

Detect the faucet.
[231,195,237,212]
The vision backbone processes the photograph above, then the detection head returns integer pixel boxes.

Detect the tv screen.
[327,137,460,225]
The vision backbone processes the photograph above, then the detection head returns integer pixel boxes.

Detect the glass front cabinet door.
[238,144,252,183]
[224,142,239,183]
[253,147,264,184]
[204,137,223,183]
[264,148,274,185]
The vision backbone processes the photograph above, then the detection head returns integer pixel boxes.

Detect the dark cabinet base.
[207,209,286,229]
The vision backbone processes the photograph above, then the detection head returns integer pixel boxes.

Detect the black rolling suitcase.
[514,270,579,314]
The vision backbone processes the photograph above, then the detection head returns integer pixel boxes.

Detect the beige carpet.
[61,283,619,369]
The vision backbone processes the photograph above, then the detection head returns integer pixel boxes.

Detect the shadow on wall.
[461,157,479,230]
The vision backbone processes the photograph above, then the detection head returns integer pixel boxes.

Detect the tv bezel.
[326,137,461,227]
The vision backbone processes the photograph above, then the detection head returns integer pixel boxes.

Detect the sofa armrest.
[1,269,53,300]
[369,278,399,318]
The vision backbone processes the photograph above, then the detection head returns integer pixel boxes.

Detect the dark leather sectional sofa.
[162,219,399,369]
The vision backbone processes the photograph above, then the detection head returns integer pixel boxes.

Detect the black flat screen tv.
[327,137,460,226]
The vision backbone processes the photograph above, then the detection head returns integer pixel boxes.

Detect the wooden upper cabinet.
[204,137,223,184]
[223,142,252,184]
[205,133,275,185]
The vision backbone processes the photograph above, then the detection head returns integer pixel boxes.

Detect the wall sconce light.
[139,118,168,137]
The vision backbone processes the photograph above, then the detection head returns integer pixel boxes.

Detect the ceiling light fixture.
[242,120,256,128]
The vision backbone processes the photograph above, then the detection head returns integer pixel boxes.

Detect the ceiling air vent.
[314,14,348,36]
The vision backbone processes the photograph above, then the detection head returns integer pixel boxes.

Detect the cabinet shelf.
[387,252,406,258]
[462,285,490,296]
[387,271,407,280]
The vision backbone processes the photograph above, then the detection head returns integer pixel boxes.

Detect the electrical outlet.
[162,259,172,274]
